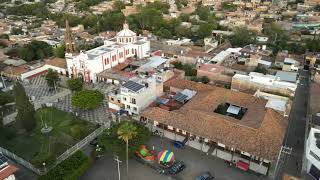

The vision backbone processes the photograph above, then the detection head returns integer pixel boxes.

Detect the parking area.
[81,136,271,180]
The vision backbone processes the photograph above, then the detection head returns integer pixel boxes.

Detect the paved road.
[275,70,310,179]
[81,136,270,180]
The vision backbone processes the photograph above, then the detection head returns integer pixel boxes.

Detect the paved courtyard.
[81,136,271,180]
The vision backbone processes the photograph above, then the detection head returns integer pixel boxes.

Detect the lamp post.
[114,155,122,180]
[42,162,47,173]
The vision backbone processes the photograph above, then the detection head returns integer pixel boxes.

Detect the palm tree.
[117,122,137,174]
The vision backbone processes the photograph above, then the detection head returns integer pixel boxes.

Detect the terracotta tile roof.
[2,64,29,76]
[143,79,288,161]
[0,165,18,180]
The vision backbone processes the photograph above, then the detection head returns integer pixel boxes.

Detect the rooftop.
[143,79,288,161]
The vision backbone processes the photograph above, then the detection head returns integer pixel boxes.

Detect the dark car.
[168,161,186,175]
[195,171,214,180]
[90,138,98,146]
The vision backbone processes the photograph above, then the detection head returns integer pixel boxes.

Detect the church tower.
[64,19,76,53]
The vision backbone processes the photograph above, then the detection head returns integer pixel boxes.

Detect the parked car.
[168,161,186,175]
[196,171,214,180]
[90,138,98,146]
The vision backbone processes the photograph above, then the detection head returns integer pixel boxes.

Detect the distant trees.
[75,0,104,11]
[10,27,23,35]
[230,27,257,47]
[172,62,197,76]
[45,69,60,89]
[221,2,237,12]
[13,81,36,132]
[19,40,53,61]
[72,90,103,109]
[67,78,83,92]
[6,2,50,18]
[198,23,216,39]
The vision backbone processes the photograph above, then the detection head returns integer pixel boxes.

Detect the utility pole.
[114,155,122,180]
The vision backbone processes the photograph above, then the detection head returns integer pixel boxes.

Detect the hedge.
[38,151,92,180]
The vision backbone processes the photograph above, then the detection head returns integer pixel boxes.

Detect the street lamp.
[42,162,46,172]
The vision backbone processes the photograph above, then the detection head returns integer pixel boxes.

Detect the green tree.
[198,23,216,39]
[117,121,137,174]
[113,0,125,11]
[72,90,103,109]
[230,27,257,47]
[67,78,83,92]
[179,13,190,22]
[11,27,23,35]
[200,76,210,84]
[253,65,267,75]
[19,40,53,61]
[53,45,65,58]
[195,6,210,21]
[45,69,60,89]
[0,34,9,40]
[13,81,36,132]
[221,2,237,12]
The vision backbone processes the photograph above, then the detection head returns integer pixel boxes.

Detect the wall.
[197,70,232,84]
[20,64,66,80]
[231,77,295,97]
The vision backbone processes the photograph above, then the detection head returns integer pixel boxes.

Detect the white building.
[306,128,320,179]
[120,77,158,115]
[231,72,298,97]
[66,22,150,83]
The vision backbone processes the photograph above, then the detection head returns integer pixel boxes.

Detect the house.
[108,76,160,115]
[306,128,320,180]
[140,79,288,177]
[66,22,150,83]
[231,72,297,97]
[0,154,18,180]
[282,58,299,72]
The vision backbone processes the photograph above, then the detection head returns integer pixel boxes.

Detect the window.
[117,100,120,103]
[133,107,137,111]
[131,98,136,104]
[123,97,127,101]
[111,98,114,101]
[310,151,320,161]
[127,105,130,109]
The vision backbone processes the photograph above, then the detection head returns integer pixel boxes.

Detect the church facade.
[65,22,150,83]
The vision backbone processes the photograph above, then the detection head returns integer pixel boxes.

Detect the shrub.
[38,151,92,180]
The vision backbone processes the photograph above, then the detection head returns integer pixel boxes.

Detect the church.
[65,21,150,83]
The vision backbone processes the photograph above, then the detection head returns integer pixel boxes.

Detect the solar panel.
[173,93,188,103]
[0,154,8,165]
[123,81,144,92]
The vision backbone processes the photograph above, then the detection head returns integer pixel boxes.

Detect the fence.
[0,147,41,175]
[0,126,105,175]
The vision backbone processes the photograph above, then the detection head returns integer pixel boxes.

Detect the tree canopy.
[13,81,36,132]
[45,69,60,89]
[67,78,83,92]
[72,90,104,109]
[230,27,257,47]
[99,121,151,158]
[19,40,53,61]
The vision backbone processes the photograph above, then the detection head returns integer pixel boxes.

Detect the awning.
[236,160,249,171]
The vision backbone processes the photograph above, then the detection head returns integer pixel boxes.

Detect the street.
[81,136,270,180]
[275,70,310,179]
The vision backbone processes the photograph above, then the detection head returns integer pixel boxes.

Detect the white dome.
[117,22,136,37]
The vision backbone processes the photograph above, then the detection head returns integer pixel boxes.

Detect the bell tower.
[64,19,76,53]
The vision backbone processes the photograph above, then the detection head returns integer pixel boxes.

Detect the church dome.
[117,21,137,44]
